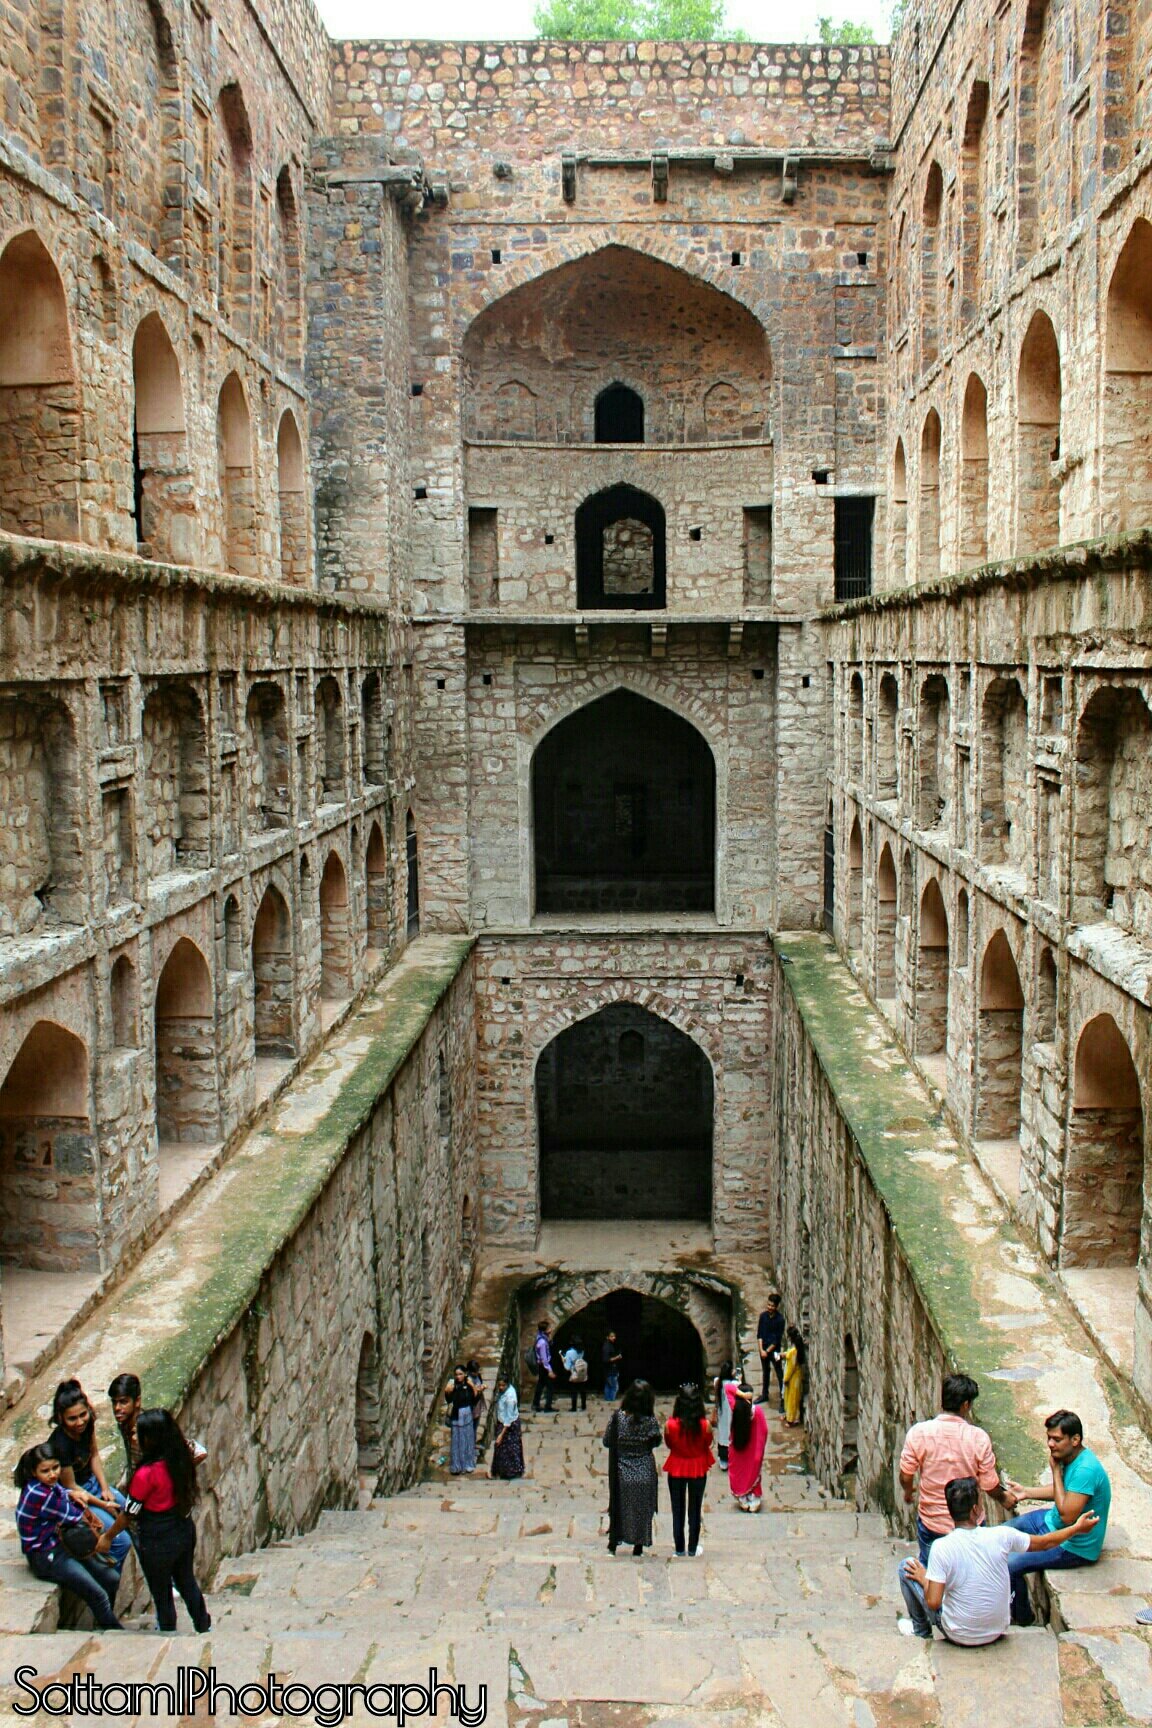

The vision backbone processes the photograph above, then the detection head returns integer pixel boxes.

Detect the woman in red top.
[663,1384,714,1558]
[99,1409,211,1633]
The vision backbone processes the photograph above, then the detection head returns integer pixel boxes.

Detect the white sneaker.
[747,1497,762,1514]
[688,1545,704,1558]
[897,1617,917,1637]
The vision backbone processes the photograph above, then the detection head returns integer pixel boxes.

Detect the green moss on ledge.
[775,932,1044,1481]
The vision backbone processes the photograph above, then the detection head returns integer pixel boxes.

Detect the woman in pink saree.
[726,1382,767,1512]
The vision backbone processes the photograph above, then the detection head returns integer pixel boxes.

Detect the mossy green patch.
[776,933,1045,1481]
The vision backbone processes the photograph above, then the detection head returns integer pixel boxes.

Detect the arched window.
[594,382,644,443]
[366,822,389,958]
[575,484,666,609]
[532,690,715,914]
[1016,312,1061,554]
[1017,0,1063,260]
[876,843,897,998]
[217,83,253,331]
[847,816,863,949]
[274,165,303,365]
[406,810,420,938]
[0,232,81,540]
[536,1003,713,1221]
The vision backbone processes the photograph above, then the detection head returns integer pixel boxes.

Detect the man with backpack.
[530,1321,556,1413]
[563,1337,589,1411]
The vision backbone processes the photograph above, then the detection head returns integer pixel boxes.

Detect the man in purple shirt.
[532,1321,556,1412]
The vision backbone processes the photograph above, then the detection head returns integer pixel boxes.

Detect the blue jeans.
[1005,1508,1092,1624]
[27,1545,122,1630]
[80,1475,132,1568]
[603,1373,619,1402]
[898,1559,943,1638]
[917,1517,946,1568]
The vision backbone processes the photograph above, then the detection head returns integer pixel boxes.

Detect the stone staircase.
[0,1404,1093,1727]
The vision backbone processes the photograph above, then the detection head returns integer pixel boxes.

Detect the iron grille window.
[834,497,874,601]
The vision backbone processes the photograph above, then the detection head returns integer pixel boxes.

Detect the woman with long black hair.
[603,1379,662,1556]
[98,1409,211,1633]
[663,1383,714,1557]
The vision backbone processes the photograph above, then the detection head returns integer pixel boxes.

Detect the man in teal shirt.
[1004,1409,1110,1625]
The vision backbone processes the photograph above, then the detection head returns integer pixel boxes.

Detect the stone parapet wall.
[331,40,891,158]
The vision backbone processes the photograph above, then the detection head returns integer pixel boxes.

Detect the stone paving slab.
[930,1628,1063,1728]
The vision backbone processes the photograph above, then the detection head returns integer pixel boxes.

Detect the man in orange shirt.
[899,1373,1016,1564]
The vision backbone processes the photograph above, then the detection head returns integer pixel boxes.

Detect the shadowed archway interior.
[554,1289,705,1392]
[537,1001,713,1221]
[532,689,716,914]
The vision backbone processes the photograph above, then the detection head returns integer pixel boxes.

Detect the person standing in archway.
[531,1321,556,1413]
[604,1380,662,1556]
[601,1331,622,1403]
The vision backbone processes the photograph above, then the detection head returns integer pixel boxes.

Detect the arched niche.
[575,484,666,609]
[876,842,897,998]
[276,409,308,585]
[916,877,950,1056]
[0,1020,96,1269]
[980,677,1029,870]
[1063,1014,1144,1268]
[918,409,941,581]
[532,689,715,914]
[319,851,352,1003]
[1016,311,1061,555]
[405,809,420,938]
[216,371,257,576]
[315,675,345,804]
[959,372,989,565]
[921,163,943,368]
[1103,221,1152,533]
[876,673,899,800]
[245,682,290,832]
[141,681,209,874]
[462,245,771,445]
[1072,685,1152,938]
[154,937,218,1146]
[0,231,81,540]
[365,821,389,957]
[847,815,863,949]
[917,673,950,829]
[251,883,295,1057]
[0,693,83,936]
[133,313,194,564]
[536,1003,713,1224]
[890,438,908,585]
[976,929,1025,1139]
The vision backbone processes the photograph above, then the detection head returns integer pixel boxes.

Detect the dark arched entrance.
[554,1290,704,1393]
[575,484,665,608]
[537,1002,713,1220]
[533,690,715,914]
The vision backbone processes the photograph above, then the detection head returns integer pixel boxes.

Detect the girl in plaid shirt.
[13,1444,122,1630]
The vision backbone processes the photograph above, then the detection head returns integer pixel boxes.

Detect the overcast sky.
[315,0,892,46]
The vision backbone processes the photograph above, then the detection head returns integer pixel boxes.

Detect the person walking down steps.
[564,1338,589,1412]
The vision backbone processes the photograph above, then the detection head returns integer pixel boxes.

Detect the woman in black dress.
[603,1379,662,1555]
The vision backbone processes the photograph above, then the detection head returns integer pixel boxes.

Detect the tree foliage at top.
[533,0,742,39]
[815,13,876,40]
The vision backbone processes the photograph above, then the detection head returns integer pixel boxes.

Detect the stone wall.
[0,540,418,1288]
[472,931,773,1252]
[768,949,947,1506]
[825,540,1152,1401]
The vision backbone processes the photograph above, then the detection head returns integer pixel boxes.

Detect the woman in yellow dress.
[782,1326,807,1427]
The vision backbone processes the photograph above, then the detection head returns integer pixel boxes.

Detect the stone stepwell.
[0,1403,1130,1727]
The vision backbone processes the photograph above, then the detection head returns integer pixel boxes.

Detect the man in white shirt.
[898,1476,1100,1643]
